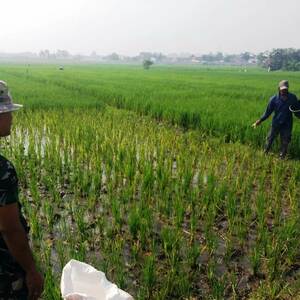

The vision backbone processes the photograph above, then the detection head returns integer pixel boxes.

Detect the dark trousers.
[0,234,29,300]
[0,252,28,300]
[265,124,292,156]
[0,271,28,300]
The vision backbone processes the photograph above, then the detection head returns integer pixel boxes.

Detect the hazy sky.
[1,0,300,55]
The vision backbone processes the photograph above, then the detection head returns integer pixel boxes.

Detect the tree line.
[2,48,300,71]
[257,48,300,71]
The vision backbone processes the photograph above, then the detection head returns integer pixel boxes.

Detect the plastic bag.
[61,259,134,300]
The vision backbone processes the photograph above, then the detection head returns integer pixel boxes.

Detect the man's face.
[280,88,288,97]
[0,112,13,137]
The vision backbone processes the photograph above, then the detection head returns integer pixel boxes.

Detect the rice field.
[1,65,300,299]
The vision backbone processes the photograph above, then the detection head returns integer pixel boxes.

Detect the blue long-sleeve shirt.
[260,92,299,128]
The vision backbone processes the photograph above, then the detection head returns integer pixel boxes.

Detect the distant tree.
[201,53,215,62]
[269,49,285,70]
[106,53,119,61]
[258,48,300,71]
[143,59,154,70]
[223,54,237,63]
[155,52,166,62]
[201,52,224,63]
[296,62,300,71]
[39,49,50,59]
[240,52,251,63]
[257,51,270,68]
[215,52,223,61]
[56,49,70,59]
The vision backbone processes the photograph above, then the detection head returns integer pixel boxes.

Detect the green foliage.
[258,48,300,71]
[1,65,300,299]
[143,59,154,70]
[2,64,300,155]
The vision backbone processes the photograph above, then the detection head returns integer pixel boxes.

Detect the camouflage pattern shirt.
[0,154,29,273]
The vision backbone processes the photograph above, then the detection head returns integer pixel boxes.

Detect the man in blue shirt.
[253,80,299,158]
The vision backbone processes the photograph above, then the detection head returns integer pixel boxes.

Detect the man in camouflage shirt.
[0,81,43,299]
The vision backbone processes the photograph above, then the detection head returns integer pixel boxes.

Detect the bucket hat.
[0,80,22,113]
[278,80,289,90]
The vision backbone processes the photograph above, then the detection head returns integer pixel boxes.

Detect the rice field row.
[1,64,300,154]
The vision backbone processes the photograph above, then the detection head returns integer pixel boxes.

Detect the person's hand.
[26,269,44,300]
[252,119,261,128]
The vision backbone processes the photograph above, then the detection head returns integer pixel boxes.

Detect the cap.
[0,80,23,114]
[278,80,289,90]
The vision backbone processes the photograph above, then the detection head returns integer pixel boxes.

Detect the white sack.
[61,259,134,300]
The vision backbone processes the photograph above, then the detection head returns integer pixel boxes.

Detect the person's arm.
[260,97,275,122]
[253,97,275,127]
[291,94,300,109]
[0,203,43,299]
